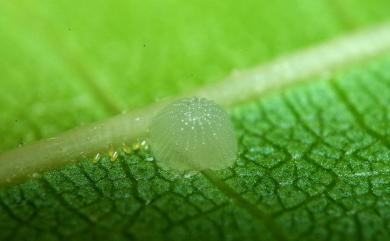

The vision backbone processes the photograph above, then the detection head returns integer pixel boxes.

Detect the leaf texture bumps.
[1,56,390,241]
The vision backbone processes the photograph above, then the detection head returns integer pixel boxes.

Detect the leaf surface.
[1,1,390,241]
[1,57,390,241]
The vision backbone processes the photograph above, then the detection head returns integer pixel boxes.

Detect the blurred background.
[0,0,389,153]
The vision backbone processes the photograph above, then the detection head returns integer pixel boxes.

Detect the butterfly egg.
[149,97,237,171]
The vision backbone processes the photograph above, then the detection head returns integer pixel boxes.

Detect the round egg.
[149,97,237,171]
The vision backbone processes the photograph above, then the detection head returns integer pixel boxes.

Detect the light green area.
[1,0,390,152]
[1,56,390,241]
[1,0,390,240]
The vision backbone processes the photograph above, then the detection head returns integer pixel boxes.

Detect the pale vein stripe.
[196,22,390,105]
[341,169,390,178]
[1,22,390,186]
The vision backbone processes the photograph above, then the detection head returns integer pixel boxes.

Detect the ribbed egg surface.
[149,97,237,171]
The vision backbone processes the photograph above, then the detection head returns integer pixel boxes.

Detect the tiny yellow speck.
[110,151,119,162]
[122,144,132,154]
[108,144,114,156]
[93,153,101,164]
[108,144,119,162]
[132,143,141,150]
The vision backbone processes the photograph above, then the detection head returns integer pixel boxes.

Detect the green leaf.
[1,57,390,240]
[1,0,390,241]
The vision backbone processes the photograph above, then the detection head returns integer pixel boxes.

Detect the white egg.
[149,97,237,171]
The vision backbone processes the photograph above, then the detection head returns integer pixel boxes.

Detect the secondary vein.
[202,170,288,241]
